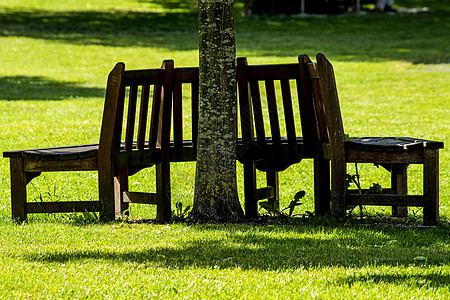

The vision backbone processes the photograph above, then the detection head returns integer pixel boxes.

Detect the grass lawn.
[0,0,449,298]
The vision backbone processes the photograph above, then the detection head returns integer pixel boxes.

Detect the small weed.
[346,163,383,218]
[259,191,306,217]
[172,201,191,220]
[67,209,100,225]
[30,182,61,204]
[259,199,279,216]
[281,191,306,217]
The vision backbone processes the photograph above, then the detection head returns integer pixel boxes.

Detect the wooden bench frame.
[3,62,175,222]
[302,53,444,225]
[108,61,202,222]
[236,56,331,217]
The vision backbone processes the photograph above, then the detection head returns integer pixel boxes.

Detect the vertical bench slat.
[306,63,329,143]
[250,80,266,144]
[158,60,174,150]
[299,55,332,216]
[156,60,174,221]
[237,57,255,149]
[299,56,328,145]
[98,63,126,220]
[125,85,138,151]
[298,55,324,149]
[173,83,183,149]
[265,80,281,145]
[149,85,162,148]
[137,85,150,150]
[191,81,199,150]
[280,79,296,143]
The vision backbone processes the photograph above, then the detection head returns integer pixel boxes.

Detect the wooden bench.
[236,56,331,218]
[302,53,444,225]
[3,61,175,222]
[112,61,202,221]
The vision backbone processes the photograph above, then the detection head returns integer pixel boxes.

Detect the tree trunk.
[190,0,244,223]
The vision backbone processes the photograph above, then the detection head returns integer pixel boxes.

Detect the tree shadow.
[23,224,450,273]
[0,76,105,100]
[339,272,450,288]
[0,9,199,50]
[0,7,448,63]
[234,9,449,64]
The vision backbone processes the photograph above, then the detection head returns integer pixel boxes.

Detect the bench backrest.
[98,61,174,165]
[98,56,329,167]
[170,67,200,155]
[236,56,321,166]
[301,53,345,161]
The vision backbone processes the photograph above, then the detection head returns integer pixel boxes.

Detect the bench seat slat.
[346,137,444,152]
[3,144,99,160]
[23,156,98,172]
[237,141,310,172]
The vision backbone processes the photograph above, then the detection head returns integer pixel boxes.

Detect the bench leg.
[115,167,129,216]
[10,158,27,222]
[314,157,331,216]
[244,160,258,218]
[98,165,117,221]
[156,153,171,222]
[266,166,279,211]
[391,164,408,218]
[331,159,347,218]
[423,149,439,226]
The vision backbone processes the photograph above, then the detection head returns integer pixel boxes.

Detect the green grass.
[0,0,449,298]
[1,221,450,298]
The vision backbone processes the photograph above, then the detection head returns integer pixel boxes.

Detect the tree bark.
[190,0,244,223]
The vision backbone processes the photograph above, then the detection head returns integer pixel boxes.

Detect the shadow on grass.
[0,7,448,63]
[339,272,450,288]
[23,224,450,278]
[0,9,199,50]
[0,76,104,100]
